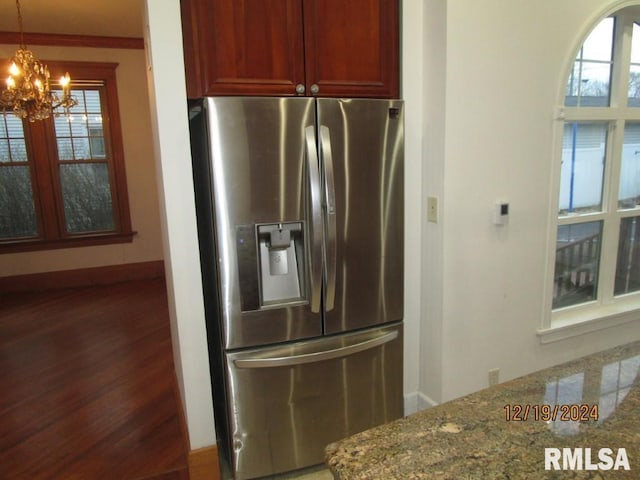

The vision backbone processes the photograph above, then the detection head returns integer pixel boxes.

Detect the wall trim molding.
[404,391,438,416]
[188,445,220,480]
[0,260,164,293]
[0,31,144,49]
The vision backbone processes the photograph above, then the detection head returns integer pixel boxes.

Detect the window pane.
[9,138,27,162]
[89,135,106,158]
[84,90,101,113]
[619,123,640,208]
[566,63,612,106]
[627,65,640,106]
[70,120,88,138]
[69,90,86,113]
[54,88,106,162]
[630,23,640,106]
[0,165,37,239]
[72,137,91,159]
[566,17,614,107]
[54,115,71,137]
[632,23,640,63]
[5,116,24,138]
[59,163,115,233]
[553,222,602,309]
[615,216,640,295]
[0,114,27,163]
[583,17,614,61]
[0,139,8,162]
[56,137,74,161]
[560,123,606,215]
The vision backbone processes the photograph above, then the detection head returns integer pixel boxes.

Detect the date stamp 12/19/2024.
[503,403,599,422]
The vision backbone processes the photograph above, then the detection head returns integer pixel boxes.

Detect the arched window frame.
[541,6,640,342]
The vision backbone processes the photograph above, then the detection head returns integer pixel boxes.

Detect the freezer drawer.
[224,323,403,480]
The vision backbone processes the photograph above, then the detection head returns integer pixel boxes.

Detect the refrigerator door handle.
[233,330,398,368]
[305,125,323,313]
[319,125,337,311]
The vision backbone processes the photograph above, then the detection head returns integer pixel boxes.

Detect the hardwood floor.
[0,278,189,480]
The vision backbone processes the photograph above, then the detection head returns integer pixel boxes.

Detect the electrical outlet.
[427,196,438,223]
[488,368,500,386]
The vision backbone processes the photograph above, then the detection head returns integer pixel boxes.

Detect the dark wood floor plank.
[0,279,189,480]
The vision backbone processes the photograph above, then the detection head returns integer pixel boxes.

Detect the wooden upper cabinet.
[181,0,400,99]
[181,0,305,97]
[303,0,399,98]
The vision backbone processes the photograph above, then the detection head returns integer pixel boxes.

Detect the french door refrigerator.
[189,96,404,480]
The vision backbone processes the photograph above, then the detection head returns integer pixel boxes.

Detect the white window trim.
[538,298,640,344]
[541,10,640,342]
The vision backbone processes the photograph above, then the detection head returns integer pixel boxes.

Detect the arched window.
[551,8,640,327]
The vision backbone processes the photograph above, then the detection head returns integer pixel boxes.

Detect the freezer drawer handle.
[233,330,398,369]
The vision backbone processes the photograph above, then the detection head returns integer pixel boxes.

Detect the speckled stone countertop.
[325,341,640,479]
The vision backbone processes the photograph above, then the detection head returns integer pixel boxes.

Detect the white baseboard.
[404,391,438,416]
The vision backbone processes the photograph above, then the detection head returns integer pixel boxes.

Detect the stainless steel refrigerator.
[189,97,404,480]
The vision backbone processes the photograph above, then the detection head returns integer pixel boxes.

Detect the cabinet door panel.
[303,0,399,98]
[184,0,305,97]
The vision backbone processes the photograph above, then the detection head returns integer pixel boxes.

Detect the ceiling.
[0,0,144,38]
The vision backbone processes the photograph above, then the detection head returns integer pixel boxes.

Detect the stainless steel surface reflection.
[226,323,403,480]
[189,97,405,480]
[205,97,321,350]
[316,99,404,335]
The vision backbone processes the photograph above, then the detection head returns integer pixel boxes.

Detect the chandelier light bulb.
[60,73,70,88]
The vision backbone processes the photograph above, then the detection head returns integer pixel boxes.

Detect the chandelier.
[1,0,77,122]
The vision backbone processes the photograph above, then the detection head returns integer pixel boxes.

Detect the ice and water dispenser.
[257,223,305,304]
[236,222,306,311]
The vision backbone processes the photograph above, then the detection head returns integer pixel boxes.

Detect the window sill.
[0,231,137,254]
[538,299,640,344]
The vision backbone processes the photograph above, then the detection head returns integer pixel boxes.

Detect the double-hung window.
[551,11,640,327]
[0,61,132,252]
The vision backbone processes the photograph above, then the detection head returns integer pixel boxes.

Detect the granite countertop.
[325,341,640,479]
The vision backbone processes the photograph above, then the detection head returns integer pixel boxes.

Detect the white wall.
[418,0,448,409]
[143,0,216,449]
[401,0,426,413]
[0,45,163,276]
[420,0,640,404]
